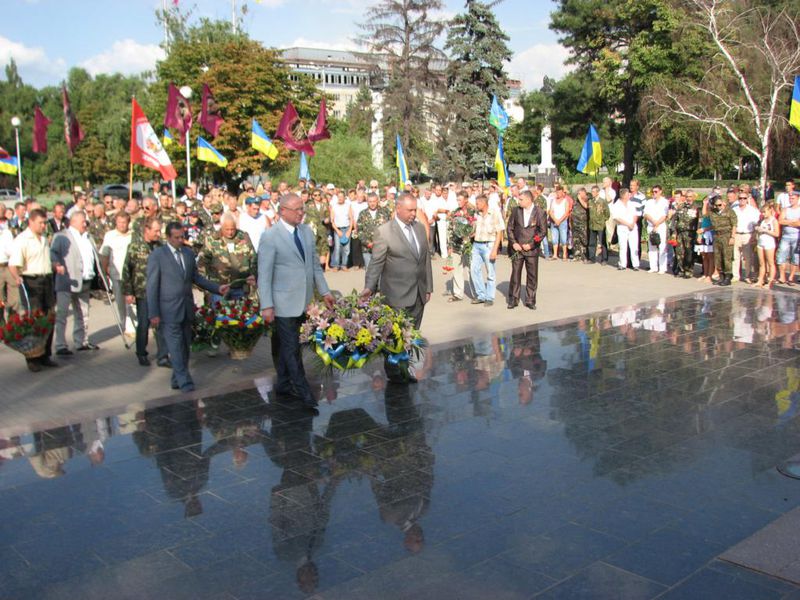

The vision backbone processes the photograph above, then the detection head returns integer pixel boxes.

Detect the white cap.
[326,183,335,190]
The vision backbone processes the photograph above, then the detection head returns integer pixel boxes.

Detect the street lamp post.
[180,85,193,188]
[10,116,23,200]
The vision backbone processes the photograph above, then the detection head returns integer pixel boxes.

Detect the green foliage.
[345,85,374,142]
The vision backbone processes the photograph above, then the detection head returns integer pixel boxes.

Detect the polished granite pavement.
[1,288,799,599]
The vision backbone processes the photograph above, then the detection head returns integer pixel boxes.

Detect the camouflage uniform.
[88,216,111,247]
[356,206,391,252]
[9,217,27,237]
[570,198,589,260]
[130,211,162,244]
[121,239,162,299]
[670,203,698,277]
[709,205,737,281]
[198,229,257,297]
[303,201,329,257]
[160,208,179,226]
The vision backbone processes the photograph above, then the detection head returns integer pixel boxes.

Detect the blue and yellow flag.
[163,129,174,147]
[197,137,228,168]
[396,134,409,190]
[495,136,510,192]
[251,119,279,160]
[299,152,310,181]
[0,156,18,175]
[577,124,602,175]
[489,95,509,133]
[790,76,800,133]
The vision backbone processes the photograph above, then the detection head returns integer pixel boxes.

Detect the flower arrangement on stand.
[214,297,270,360]
[192,304,221,353]
[300,292,425,372]
[0,310,55,359]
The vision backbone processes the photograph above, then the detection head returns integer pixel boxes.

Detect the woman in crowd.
[548,187,571,261]
[755,203,780,288]
[695,197,715,283]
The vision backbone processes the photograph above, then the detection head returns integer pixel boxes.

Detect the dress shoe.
[27,361,42,373]
[40,358,59,367]
[171,383,180,390]
[157,358,172,368]
[77,343,100,351]
[484,301,494,307]
[138,356,151,367]
[447,296,463,302]
[180,385,196,393]
[718,276,731,287]
[470,298,484,305]
[56,348,73,356]
[507,302,518,309]
[525,304,537,310]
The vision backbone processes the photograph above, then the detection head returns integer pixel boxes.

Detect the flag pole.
[11,119,23,201]
[129,163,134,203]
[185,130,191,188]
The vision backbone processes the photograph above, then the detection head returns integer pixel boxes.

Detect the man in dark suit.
[47,201,69,235]
[146,221,229,393]
[506,190,547,310]
[361,192,433,383]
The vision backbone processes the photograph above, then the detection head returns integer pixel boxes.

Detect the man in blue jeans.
[470,195,505,307]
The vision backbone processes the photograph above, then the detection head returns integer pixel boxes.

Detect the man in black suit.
[506,190,547,310]
[48,201,69,234]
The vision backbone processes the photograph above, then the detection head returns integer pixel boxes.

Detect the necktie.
[293,227,306,261]
[174,249,185,275]
[405,225,419,258]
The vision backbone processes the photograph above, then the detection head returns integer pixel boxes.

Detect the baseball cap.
[326,183,336,190]
[245,196,260,205]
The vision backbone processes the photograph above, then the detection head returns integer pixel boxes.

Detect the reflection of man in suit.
[361,193,433,383]
[258,194,334,410]
[147,222,229,393]
[507,330,547,405]
[506,190,547,310]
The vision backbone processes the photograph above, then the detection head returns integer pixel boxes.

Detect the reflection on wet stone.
[0,289,799,597]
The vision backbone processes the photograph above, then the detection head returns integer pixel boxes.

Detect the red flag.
[307,99,330,143]
[62,86,84,155]
[164,83,192,137]
[275,102,315,155]
[199,84,224,137]
[0,146,9,159]
[33,106,51,154]
[131,98,178,181]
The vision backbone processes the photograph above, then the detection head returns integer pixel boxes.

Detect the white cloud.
[81,39,165,77]
[507,43,574,91]
[0,35,66,85]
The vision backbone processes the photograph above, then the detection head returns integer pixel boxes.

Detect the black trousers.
[350,238,364,268]
[508,254,540,307]
[384,294,425,382]
[588,229,608,263]
[22,274,55,362]
[135,297,167,361]
[272,315,314,404]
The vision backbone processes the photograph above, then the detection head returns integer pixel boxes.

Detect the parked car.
[101,184,141,201]
[0,188,18,210]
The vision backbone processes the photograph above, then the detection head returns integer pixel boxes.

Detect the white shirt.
[488,192,501,212]
[280,219,296,235]
[612,201,637,230]
[70,226,96,280]
[643,197,670,231]
[99,229,132,280]
[170,245,185,272]
[733,204,761,233]
[9,227,51,275]
[601,187,617,203]
[522,206,533,228]
[331,200,352,228]
[429,194,449,221]
[0,227,13,264]
[777,192,792,209]
[351,201,369,222]
[238,212,268,250]
[396,217,419,254]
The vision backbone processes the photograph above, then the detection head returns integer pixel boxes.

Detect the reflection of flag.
[164,83,192,137]
[163,129,174,147]
[197,136,228,167]
[0,157,18,175]
[275,101,315,155]
[62,86,84,155]
[33,106,51,154]
[130,99,177,181]
[577,124,602,175]
[251,119,278,159]
[489,95,509,132]
[307,99,330,143]
[790,76,800,132]
[299,152,310,180]
[396,134,409,190]
[199,84,224,137]
[495,135,510,192]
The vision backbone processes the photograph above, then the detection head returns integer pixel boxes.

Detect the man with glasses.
[732,191,760,282]
[709,191,738,286]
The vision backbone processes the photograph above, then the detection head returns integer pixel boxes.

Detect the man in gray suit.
[51,210,99,355]
[362,192,433,383]
[258,194,334,411]
[147,222,229,393]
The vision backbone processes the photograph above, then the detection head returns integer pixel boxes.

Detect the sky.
[0,0,573,91]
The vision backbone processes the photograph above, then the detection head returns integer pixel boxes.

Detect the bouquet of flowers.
[0,309,55,359]
[214,297,271,359]
[192,304,220,352]
[446,212,476,269]
[300,291,425,372]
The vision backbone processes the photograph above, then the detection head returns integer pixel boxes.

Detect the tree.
[432,0,511,182]
[359,0,447,169]
[345,85,375,141]
[647,0,800,194]
[551,0,686,184]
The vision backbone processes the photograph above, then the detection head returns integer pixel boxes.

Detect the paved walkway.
[0,255,791,434]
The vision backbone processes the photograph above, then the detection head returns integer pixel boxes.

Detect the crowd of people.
[0,174,798,386]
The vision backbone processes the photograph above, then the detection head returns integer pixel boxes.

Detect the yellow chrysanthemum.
[327,324,346,341]
[356,328,373,346]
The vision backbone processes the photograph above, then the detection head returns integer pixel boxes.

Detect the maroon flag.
[199,84,224,137]
[62,86,84,155]
[275,102,315,155]
[307,98,331,143]
[0,146,9,159]
[164,83,193,137]
[33,106,51,154]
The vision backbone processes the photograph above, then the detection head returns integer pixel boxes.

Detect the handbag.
[649,231,661,246]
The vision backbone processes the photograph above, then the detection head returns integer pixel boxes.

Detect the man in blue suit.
[258,194,334,411]
[147,222,229,393]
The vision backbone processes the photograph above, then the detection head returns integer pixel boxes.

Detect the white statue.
[371,90,384,171]
[538,124,555,172]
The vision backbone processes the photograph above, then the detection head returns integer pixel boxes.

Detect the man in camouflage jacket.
[356,193,391,268]
[198,213,257,303]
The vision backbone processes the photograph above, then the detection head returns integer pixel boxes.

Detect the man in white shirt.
[429,183,452,258]
[732,191,761,282]
[601,176,618,252]
[0,212,18,320]
[350,190,369,269]
[777,180,795,210]
[612,188,639,271]
[99,212,134,334]
[643,185,670,273]
[239,196,269,251]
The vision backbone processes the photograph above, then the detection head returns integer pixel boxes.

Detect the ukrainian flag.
[251,119,279,160]
[396,134,409,190]
[0,156,18,175]
[791,76,800,133]
[197,137,228,168]
[577,124,602,175]
[163,129,174,147]
[299,152,310,181]
[495,135,510,192]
